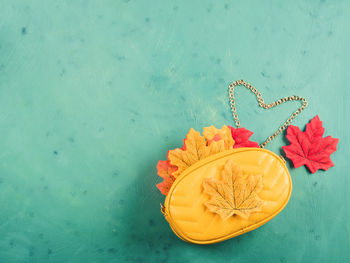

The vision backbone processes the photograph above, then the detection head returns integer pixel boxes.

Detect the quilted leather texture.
[163,148,291,244]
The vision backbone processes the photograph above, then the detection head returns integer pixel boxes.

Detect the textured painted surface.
[0,0,349,262]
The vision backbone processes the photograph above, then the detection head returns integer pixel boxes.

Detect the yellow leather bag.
[158,80,308,244]
[161,148,291,244]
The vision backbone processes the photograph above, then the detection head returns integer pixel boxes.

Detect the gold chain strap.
[228,80,308,148]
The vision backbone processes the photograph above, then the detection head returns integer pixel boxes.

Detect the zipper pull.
[279,155,287,164]
[160,203,166,216]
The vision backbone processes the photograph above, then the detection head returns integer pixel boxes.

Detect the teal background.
[0,0,349,262]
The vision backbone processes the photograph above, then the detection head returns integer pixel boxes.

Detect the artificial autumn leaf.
[157,126,259,195]
[168,128,226,177]
[228,126,259,148]
[203,160,263,220]
[156,160,177,195]
[282,115,339,174]
[203,125,235,149]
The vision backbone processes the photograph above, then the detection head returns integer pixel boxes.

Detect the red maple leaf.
[282,115,339,174]
[228,126,259,148]
[156,160,177,195]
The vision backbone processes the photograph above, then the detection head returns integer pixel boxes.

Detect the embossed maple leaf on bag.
[203,160,264,220]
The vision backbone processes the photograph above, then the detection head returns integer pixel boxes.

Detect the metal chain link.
[228,80,308,148]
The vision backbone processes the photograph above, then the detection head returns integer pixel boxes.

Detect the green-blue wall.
[0,0,349,262]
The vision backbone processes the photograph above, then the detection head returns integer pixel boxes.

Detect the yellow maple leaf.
[203,125,235,149]
[168,128,226,177]
[203,160,264,220]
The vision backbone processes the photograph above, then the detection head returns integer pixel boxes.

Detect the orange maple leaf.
[156,160,177,195]
[168,128,226,177]
[203,125,235,149]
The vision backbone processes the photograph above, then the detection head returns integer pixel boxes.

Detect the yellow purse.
[159,80,308,244]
